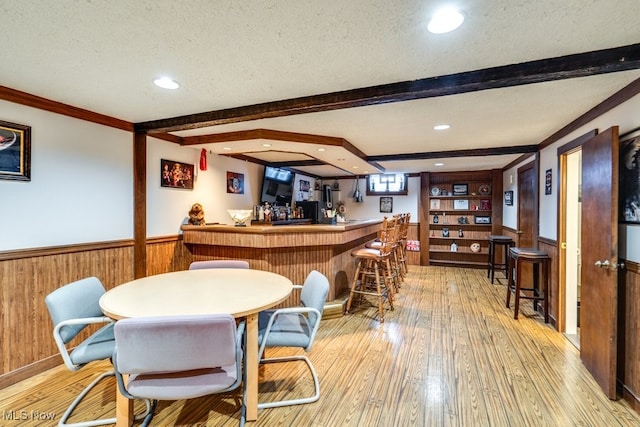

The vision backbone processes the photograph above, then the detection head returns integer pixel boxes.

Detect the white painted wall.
[0,100,133,251]
[146,139,263,234]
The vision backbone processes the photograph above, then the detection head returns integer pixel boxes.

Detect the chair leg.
[257,355,320,409]
[59,369,151,427]
[345,259,362,315]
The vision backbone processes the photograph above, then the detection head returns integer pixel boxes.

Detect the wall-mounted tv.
[260,166,294,206]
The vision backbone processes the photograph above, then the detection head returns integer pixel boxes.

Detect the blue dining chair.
[45,276,150,427]
[113,313,246,426]
[189,260,250,269]
[257,270,329,409]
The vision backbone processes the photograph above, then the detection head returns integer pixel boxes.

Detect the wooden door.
[580,127,620,399]
[517,163,536,247]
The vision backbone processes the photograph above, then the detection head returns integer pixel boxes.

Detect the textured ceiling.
[2,1,640,175]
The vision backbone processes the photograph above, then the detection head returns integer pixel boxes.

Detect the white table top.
[99,268,293,320]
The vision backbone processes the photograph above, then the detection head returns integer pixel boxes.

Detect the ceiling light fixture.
[153,77,180,89]
[317,148,326,152]
[435,162,445,166]
[262,143,271,147]
[434,124,451,130]
[223,147,231,150]
[428,7,464,34]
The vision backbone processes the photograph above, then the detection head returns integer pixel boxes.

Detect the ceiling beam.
[367,145,538,162]
[135,43,640,134]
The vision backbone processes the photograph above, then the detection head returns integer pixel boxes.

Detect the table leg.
[115,374,133,427]
[245,312,258,421]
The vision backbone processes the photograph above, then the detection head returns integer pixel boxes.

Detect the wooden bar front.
[181,219,382,300]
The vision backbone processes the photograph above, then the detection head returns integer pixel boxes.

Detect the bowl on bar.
[227,209,253,226]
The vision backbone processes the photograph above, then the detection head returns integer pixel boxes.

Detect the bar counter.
[181,219,382,300]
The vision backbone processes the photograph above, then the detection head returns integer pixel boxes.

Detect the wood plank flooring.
[2,266,640,426]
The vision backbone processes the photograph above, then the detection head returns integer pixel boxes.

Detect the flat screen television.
[260,166,294,206]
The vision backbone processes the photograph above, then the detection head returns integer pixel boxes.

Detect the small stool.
[487,235,515,284]
[505,247,550,322]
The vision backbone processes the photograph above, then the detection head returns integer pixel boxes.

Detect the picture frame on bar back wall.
[0,120,31,181]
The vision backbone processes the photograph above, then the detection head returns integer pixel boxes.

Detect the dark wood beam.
[367,145,538,162]
[135,43,640,133]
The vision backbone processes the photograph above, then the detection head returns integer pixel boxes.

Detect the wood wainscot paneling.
[181,220,382,302]
[146,235,192,276]
[0,240,135,388]
[619,260,640,411]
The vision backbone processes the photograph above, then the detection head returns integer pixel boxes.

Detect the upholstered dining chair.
[188,260,250,269]
[257,270,329,409]
[45,276,150,427]
[113,314,246,426]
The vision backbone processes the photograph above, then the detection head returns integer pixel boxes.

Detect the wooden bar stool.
[505,247,550,322]
[346,217,396,322]
[487,235,515,284]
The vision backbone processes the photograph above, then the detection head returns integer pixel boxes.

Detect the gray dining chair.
[45,276,150,427]
[257,270,329,409]
[188,260,250,269]
[113,313,246,426]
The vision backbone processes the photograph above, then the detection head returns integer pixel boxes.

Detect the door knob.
[594,260,610,268]
[516,230,523,234]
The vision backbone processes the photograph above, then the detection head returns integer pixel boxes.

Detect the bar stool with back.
[487,235,515,284]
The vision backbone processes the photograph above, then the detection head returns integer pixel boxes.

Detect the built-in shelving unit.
[419,170,503,268]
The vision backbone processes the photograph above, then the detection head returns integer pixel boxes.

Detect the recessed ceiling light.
[435,162,445,166]
[317,148,326,152]
[428,7,464,34]
[434,124,451,130]
[353,166,359,169]
[223,147,231,151]
[153,77,180,89]
[262,143,271,147]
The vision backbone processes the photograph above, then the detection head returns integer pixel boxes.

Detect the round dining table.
[99,268,293,426]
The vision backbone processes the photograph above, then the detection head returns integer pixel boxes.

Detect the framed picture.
[430,199,441,209]
[453,199,469,210]
[480,199,491,210]
[545,169,552,195]
[504,190,514,206]
[380,196,393,213]
[621,130,640,223]
[161,159,194,189]
[474,215,492,224]
[299,179,310,192]
[0,120,31,181]
[452,183,468,195]
[226,171,244,194]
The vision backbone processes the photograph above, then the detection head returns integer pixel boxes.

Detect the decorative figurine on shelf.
[470,242,481,253]
[433,213,439,224]
[451,241,458,252]
[188,203,206,226]
[458,228,464,237]
[442,228,450,238]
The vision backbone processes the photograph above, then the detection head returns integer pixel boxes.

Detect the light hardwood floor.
[2,266,640,426]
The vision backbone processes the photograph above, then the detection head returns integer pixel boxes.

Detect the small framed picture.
[504,190,514,206]
[161,159,194,189]
[380,196,393,213]
[453,199,469,210]
[430,199,441,209]
[226,171,244,194]
[480,199,491,210]
[0,120,31,181]
[474,215,492,224]
[545,169,552,195]
[452,183,468,195]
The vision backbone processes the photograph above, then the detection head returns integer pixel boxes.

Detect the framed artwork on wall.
[621,129,640,223]
[0,120,31,181]
[380,196,393,213]
[504,190,514,206]
[226,171,244,194]
[161,159,194,189]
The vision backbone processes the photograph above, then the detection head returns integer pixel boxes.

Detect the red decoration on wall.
[199,149,208,171]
